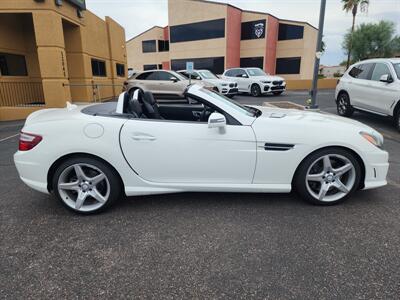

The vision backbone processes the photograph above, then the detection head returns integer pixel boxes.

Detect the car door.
[119,118,256,184]
[134,71,160,93]
[347,63,374,107]
[235,69,250,92]
[152,71,182,96]
[365,62,398,114]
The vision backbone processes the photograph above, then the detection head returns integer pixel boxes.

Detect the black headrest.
[143,91,156,105]
[122,92,130,113]
[127,97,143,117]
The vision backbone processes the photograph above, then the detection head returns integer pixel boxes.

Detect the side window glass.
[136,72,152,80]
[155,71,174,81]
[146,72,159,80]
[349,64,373,80]
[236,69,245,77]
[371,63,391,81]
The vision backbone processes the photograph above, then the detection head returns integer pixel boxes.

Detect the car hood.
[251,75,285,82]
[203,78,235,86]
[251,105,379,134]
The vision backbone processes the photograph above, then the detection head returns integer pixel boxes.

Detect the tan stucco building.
[127,0,318,80]
[0,0,127,121]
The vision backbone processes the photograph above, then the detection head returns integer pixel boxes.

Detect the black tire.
[294,148,362,206]
[273,91,283,95]
[226,94,235,99]
[52,157,122,214]
[250,84,261,97]
[394,107,400,132]
[336,92,354,117]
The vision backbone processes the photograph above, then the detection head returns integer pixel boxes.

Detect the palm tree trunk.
[346,15,356,69]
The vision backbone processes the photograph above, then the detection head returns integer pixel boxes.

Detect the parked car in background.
[125,70,215,99]
[14,85,389,214]
[222,67,286,97]
[335,58,400,131]
[178,69,238,98]
[127,68,138,78]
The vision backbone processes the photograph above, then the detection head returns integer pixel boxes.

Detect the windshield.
[198,88,257,117]
[393,63,400,79]
[198,70,218,79]
[247,68,266,77]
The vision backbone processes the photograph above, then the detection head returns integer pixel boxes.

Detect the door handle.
[131,135,156,141]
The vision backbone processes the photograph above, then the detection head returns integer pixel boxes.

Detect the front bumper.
[221,86,239,95]
[262,83,286,93]
[362,149,389,190]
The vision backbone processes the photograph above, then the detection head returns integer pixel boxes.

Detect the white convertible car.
[14,85,389,214]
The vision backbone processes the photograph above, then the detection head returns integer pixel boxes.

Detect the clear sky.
[86,0,400,66]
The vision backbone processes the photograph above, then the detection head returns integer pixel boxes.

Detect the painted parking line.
[0,133,19,143]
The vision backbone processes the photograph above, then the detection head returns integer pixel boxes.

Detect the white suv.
[177,69,238,98]
[222,67,286,97]
[336,58,400,131]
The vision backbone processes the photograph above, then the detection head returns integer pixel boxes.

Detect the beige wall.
[0,0,127,119]
[126,26,168,71]
[240,12,267,59]
[276,21,318,80]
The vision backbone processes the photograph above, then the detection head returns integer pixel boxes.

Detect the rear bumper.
[14,151,50,194]
[362,150,389,190]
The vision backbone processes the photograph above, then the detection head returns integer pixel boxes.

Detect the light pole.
[310,0,327,109]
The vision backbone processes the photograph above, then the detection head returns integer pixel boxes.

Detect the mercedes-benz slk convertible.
[14,85,389,214]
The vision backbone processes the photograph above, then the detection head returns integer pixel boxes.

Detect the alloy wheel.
[337,96,348,115]
[305,154,356,202]
[57,163,110,212]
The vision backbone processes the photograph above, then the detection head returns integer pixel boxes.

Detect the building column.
[265,16,279,75]
[32,11,71,108]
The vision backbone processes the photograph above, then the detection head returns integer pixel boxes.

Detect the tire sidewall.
[52,157,122,214]
[294,148,362,205]
[337,92,354,117]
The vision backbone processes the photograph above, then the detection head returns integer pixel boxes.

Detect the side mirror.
[380,74,393,83]
[170,77,178,83]
[241,74,248,78]
[208,112,226,128]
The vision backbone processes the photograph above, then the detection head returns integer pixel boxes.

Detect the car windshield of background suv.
[393,63,400,79]
[247,68,266,77]
[198,70,218,80]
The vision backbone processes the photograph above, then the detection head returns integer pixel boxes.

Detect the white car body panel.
[336,58,400,117]
[15,85,389,199]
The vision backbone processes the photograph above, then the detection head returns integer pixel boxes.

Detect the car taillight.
[19,132,42,151]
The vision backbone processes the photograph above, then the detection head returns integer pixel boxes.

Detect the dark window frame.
[278,23,304,41]
[241,20,266,40]
[143,64,158,71]
[170,18,225,43]
[276,57,301,75]
[142,40,157,53]
[116,63,125,77]
[91,58,107,77]
[240,57,264,69]
[171,57,225,75]
[158,40,169,52]
[0,52,28,76]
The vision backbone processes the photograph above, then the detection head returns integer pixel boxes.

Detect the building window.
[158,64,163,70]
[158,40,169,52]
[116,63,125,77]
[91,59,106,77]
[142,40,157,53]
[170,19,225,43]
[240,57,264,69]
[278,24,304,41]
[143,64,158,71]
[171,57,225,74]
[276,57,301,74]
[0,53,28,76]
[241,20,266,40]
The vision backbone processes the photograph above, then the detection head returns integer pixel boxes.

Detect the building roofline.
[192,0,318,30]
[127,0,318,42]
[126,25,165,43]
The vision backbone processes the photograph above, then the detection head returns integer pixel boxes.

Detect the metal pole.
[310,0,327,109]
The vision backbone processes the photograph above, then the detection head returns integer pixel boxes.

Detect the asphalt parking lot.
[1,90,399,299]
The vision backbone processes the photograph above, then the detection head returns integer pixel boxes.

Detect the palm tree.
[342,0,370,68]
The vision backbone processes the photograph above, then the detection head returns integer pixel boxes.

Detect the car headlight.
[360,131,384,149]
[261,81,271,84]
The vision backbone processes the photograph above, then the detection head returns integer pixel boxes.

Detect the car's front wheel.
[337,92,354,117]
[250,84,261,97]
[294,148,361,205]
[394,107,400,132]
[52,157,122,214]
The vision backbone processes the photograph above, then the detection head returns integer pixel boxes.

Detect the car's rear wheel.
[294,148,361,205]
[273,91,283,95]
[52,157,122,214]
[337,92,354,117]
[250,84,261,97]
